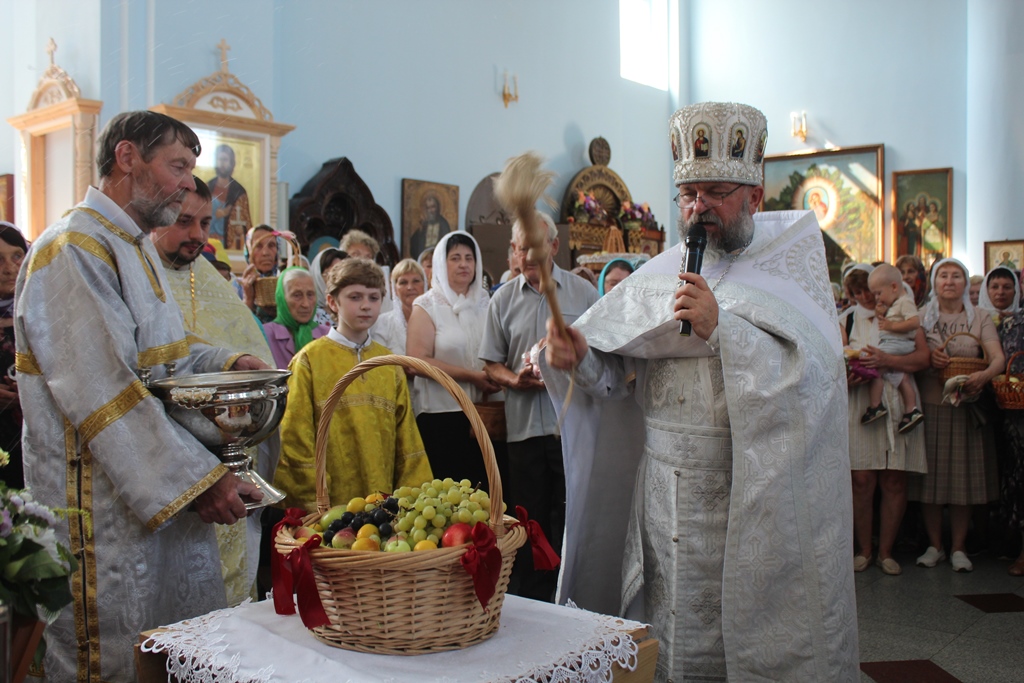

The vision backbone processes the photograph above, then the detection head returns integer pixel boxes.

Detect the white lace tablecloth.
[141,595,647,683]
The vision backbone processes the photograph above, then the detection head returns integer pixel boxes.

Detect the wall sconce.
[790,111,807,143]
[502,72,519,108]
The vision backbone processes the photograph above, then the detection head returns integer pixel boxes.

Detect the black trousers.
[506,435,565,602]
[417,412,490,491]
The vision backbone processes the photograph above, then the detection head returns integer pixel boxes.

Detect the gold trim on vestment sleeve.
[136,247,166,302]
[221,352,246,372]
[14,351,41,375]
[72,208,167,301]
[147,464,230,532]
[80,445,101,679]
[24,232,116,281]
[77,380,149,446]
[186,333,211,347]
[137,339,190,368]
[63,420,91,680]
[72,206,137,245]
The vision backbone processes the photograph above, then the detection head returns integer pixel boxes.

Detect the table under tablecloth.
[140,594,648,683]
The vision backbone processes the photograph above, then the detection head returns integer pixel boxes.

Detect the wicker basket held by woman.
[938,331,989,381]
[994,351,1024,410]
[274,355,526,655]
[253,231,304,309]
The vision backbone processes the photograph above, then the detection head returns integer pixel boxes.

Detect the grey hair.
[281,267,314,292]
[512,212,557,243]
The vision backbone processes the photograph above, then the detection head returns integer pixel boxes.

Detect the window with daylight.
[619,0,669,90]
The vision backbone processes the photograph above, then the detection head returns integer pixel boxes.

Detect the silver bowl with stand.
[149,369,291,511]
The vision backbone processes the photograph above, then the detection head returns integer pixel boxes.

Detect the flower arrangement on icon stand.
[0,447,80,678]
[568,191,610,225]
[618,200,656,231]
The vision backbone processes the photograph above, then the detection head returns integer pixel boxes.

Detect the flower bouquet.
[568,191,609,225]
[0,456,79,673]
[617,200,655,230]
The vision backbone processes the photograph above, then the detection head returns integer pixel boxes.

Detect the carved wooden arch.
[151,40,293,247]
[559,137,633,222]
[289,158,399,266]
[7,38,101,238]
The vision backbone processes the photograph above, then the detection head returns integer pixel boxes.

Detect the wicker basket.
[253,276,279,308]
[938,331,989,381]
[275,354,527,655]
[994,351,1024,410]
[472,400,507,441]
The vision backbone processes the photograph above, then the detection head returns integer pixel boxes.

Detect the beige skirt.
[847,381,928,474]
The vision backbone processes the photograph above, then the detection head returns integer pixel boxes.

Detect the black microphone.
[678,222,708,336]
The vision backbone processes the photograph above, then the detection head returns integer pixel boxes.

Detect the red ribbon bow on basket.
[460,522,504,610]
[271,508,330,629]
[514,505,561,571]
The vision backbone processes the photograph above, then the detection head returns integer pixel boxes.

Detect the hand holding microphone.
[677,223,708,336]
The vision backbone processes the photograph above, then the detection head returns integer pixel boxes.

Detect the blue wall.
[1,0,1013,272]
[0,0,674,248]
[687,0,968,263]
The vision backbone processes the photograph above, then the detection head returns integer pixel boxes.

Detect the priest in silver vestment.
[15,111,267,683]
[544,102,858,681]
[150,179,276,607]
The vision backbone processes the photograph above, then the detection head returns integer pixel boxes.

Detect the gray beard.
[132,197,180,234]
[678,204,755,255]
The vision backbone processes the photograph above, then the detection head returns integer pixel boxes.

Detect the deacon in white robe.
[15,112,264,683]
[151,183,276,607]
[543,103,858,682]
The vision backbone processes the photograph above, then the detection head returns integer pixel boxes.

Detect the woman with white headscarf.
[908,258,1005,572]
[407,231,500,485]
[840,264,930,575]
[978,266,1021,327]
[309,247,347,326]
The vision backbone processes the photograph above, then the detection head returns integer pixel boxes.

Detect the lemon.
[356,523,379,539]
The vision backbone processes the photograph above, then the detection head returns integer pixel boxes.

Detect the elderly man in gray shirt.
[480,212,599,601]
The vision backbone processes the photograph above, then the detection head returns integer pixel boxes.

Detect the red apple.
[441,522,473,548]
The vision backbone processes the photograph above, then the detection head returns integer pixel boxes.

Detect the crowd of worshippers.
[835,255,1024,577]
[5,106,1024,682]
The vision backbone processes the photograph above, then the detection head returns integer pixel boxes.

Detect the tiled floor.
[856,551,1024,683]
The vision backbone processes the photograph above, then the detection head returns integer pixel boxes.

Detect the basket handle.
[312,354,505,535]
[1007,350,1024,375]
[939,331,988,361]
[252,231,305,268]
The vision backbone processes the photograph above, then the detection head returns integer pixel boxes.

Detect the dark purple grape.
[382,497,399,513]
[340,511,355,526]
[370,508,390,526]
[378,522,393,537]
[323,531,335,546]
[328,519,346,533]
[350,517,365,532]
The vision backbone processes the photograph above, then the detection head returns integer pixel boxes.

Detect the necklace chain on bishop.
[708,241,749,292]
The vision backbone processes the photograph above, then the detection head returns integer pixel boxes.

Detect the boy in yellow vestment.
[273,258,432,512]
